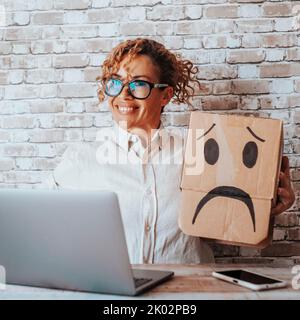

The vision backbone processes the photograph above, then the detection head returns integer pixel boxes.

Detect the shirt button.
[145,224,151,232]
[146,189,152,196]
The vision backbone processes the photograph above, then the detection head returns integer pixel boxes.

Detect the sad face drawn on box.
[179,112,282,246]
[192,123,266,233]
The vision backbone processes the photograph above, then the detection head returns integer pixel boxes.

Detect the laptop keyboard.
[133,277,152,288]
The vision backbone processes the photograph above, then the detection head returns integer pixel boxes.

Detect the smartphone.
[212,269,287,291]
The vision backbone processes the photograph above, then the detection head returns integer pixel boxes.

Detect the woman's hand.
[271,156,295,216]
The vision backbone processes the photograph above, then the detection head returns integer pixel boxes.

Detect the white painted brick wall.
[0,0,299,263]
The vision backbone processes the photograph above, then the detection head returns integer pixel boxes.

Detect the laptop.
[0,188,174,296]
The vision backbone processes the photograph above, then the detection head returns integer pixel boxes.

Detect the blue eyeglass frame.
[105,78,169,100]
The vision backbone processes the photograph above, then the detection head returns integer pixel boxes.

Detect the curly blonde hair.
[97,38,201,108]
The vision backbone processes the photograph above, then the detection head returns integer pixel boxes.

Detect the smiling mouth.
[192,186,256,232]
[115,105,139,114]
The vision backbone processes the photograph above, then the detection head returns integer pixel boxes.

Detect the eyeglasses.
[104,78,169,100]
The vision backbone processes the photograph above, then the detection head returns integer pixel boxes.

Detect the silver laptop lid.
[0,188,136,295]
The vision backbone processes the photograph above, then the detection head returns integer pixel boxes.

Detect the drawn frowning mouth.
[192,186,256,232]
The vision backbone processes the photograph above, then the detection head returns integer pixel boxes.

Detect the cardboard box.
[179,111,283,248]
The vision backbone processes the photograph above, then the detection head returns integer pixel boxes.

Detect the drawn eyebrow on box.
[197,123,216,140]
[246,126,266,142]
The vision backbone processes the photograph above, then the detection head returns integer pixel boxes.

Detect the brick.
[226,35,241,48]
[291,168,300,181]
[2,171,48,184]
[261,242,300,257]
[175,21,214,35]
[295,80,300,93]
[270,79,294,94]
[0,42,11,54]
[41,26,61,40]
[11,42,30,54]
[238,4,262,18]
[65,100,85,113]
[92,0,110,8]
[214,20,235,33]
[263,2,292,17]
[155,22,174,36]
[122,7,144,21]
[286,48,300,61]
[120,22,156,36]
[262,34,297,48]
[31,40,67,54]
[201,96,239,110]
[274,17,295,32]
[260,63,300,78]
[202,35,227,49]
[64,129,84,141]
[197,65,237,80]
[240,96,259,110]
[232,80,269,94]
[25,69,62,84]
[0,159,15,171]
[4,27,41,41]
[31,12,64,25]
[30,100,64,113]
[5,85,40,100]
[63,11,87,24]
[94,113,113,127]
[53,54,89,68]
[55,114,94,128]
[183,37,203,49]
[0,131,10,142]
[184,5,202,19]
[98,23,119,37]
[63,69,83,82]
[227,50,265,63]
[236,19,273,33]
[147,5,185,20]
[265,49,285,62]
[286,228,300,241]
[87,8,124,23]
[61,25,98,38]
[54,0,91,10]
[2,144,36,157]
[158,36,183,50]
[83,67,99,82]
[161,112,190,127]
[13,12,30,26]
[241,34,263,48]
[10,55,36,69]
[238,65,258,79]
[204,5,238,18]
[9,70,24,84]
[29,130,65,143]
[0,71,8,85]
[58,83,96,98]
[273,228,286,241]
[1,115,37,129]
[32,158,61,170]
[212,81,232,95]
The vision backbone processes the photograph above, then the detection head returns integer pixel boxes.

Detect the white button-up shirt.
[42,121,214,264]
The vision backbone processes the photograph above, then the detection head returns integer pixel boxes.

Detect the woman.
[44,38,295,264]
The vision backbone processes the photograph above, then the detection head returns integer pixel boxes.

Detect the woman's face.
[107,54,173,133]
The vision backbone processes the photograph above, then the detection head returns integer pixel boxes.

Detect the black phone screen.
[217,270,282,285]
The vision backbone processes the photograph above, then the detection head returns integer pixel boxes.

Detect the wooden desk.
[0,264,299,300]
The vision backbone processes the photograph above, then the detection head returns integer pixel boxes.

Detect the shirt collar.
[112,121,164,152]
